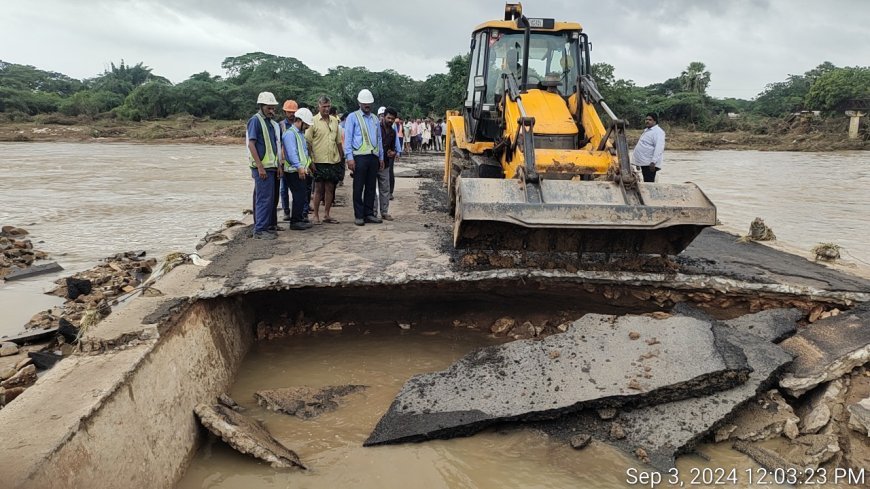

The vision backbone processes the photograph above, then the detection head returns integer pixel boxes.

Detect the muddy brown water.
[175,325,788,489]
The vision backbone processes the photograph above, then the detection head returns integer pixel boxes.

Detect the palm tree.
[680,62,711,94]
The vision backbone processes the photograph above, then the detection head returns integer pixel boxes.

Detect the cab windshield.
[485,30,581,103]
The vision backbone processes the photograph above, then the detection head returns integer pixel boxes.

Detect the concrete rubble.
[254,385,367,419]
[847,398,870,436]
[535,323,793,469]
[194,403,306,469]
[779,303,870,396]
[365,314,751,446]
[0,226,56,280]
[796,379,846,434]
[721,389,800,441]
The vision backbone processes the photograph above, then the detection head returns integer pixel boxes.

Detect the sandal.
[313,219,323,225]
[323,217,340,224]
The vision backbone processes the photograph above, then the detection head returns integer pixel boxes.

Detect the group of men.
[396,118,446,153]
[246,89,404,239]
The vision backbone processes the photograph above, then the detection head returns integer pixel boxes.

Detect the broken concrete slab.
[797,379,846,434]
[534,325,793,470]
[194,403,306,469]
[723,308,803,343]
[254,385,366,419]
[773,433,841,468]
[726,389,801,441]
[779,304,870,396]
[847,398,870,436]
[364,314,751,446]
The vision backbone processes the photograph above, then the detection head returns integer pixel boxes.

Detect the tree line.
[0,53,867,131]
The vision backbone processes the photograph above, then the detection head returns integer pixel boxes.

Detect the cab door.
[463,31,488,142]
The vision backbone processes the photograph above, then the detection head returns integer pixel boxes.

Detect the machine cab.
[463,11,590,143]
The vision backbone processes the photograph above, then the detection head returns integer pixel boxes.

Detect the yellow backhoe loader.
[444,3,716,254]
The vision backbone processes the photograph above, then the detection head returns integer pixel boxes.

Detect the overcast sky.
[2,0,868,99]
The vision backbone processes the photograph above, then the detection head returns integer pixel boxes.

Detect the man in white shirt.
[632,113,665,182]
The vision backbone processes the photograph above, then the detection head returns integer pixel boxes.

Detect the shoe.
[252,232,276,240]
[354,218,365,226]
[389,196,394,201]
[382,214,394,221]
[364,216,383,224]
[267,225,284,232]
[290,222,312,230]
[282,213,291,221]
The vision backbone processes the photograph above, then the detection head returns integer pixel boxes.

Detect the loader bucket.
[453,178,717,255]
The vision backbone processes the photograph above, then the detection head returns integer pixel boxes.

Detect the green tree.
[679,62,711,94]
[89,60,168,98]
[804,66,870,113]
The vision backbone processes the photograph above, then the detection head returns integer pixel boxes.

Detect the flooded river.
[1,143,867,334]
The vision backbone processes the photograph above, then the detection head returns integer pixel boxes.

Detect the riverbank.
[0,115,865,151]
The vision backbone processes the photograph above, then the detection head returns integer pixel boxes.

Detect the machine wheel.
[447,131,462,217]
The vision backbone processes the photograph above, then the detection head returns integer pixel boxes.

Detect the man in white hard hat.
[377,106,386,123]
[344,88,385,226]
[281,107,315,230]
[246,91,284,239]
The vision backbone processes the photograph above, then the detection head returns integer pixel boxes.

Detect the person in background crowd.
[410,118,420,152]
[282,108,315,230]
[344,89,384,226]
[246,91,284,239]
[307,95,343,224]
[421,119,432,151]
[396,117,404,155]
[632,112,666,183]
[403,118,412,153]
[377,107,401,221]
[432,118,443,152]
[278,100,298,221]
[439,118,447,151]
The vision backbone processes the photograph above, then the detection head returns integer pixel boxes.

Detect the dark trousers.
[251,168,277,233]
[285,171,308,223]
[641,165,658,183]
[389,159,395,196]
[352,154,379,219]
[280,174,290,214]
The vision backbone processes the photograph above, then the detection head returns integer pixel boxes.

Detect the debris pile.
[0,226,56,279]
[28,251,157,331]
[363,305,870,474]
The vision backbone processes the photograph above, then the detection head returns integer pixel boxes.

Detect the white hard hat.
[257,91,279,105]
[357,89,374,104]
[377,106,386,115]
[295,108,314,126]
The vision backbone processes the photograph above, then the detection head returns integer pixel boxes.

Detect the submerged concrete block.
[254,385,367,419]
[780,304,870,396]
[194,403,306,469]
[536,326,793,469]
[365,314,750,446]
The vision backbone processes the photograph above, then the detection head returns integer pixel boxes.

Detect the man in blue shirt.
[246,92,284,239]
[281,108,316,230]
[344,89,385,226]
